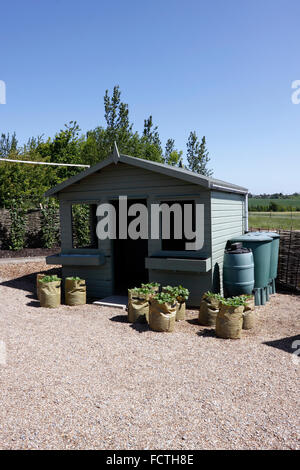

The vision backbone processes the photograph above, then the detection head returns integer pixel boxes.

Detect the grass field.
[249,197,300,210]
[249,211,300,230]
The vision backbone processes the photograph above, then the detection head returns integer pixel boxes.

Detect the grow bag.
[216,304,244,339]
[198,300,219,326]
[65,279,86,306]
[242,311,256,330]
[149,299,176,332]
[40,280,61,308]
[201,293,220,309]
[128,294,150,323]
[176,300,186,321]
[244,296,255,312]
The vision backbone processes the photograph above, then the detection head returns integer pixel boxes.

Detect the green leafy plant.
[174,285,189,301]
[66,276,81,280]
[130,286,152,297]
[72,204,97,248]
[40,198,59,248]
[162,285,175,293]
[152,291,177,305]
[40,275,61,283]
[163,285,189,301]
[220,296,247,307]
[141,282,160,290]
[203,291,223,300]
[8,199,27,251]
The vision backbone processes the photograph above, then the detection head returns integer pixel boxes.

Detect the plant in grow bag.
[220,296,247,308]
[141,282,160,290]
[153,292,177,306]
[40,275,61,283]
[175,285,190,302]
[204,291,223,301]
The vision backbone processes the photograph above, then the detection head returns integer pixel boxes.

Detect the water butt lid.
[225,243,252,254]
[231,234,272,243]
[259,231,280,239]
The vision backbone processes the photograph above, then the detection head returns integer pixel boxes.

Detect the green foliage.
[162,285,174,291]
[203,291,223,300]
[187,133,212,177]
[153,291,177,305]
[130,286,152,297]
[174,285,189,301]
[141,282,160,290]
[40,275,61,283]
[203,292,246,307]
[163,285,189,301]
[72,204,92,248]
[220,296,247,307]
[249,197,300,212]
[164,138,183,166]
[249,212,300,230]
[66,276,82,280]
[40,198,59,248]
[8,199,27,250]
[0,85,213,210]
[0,132,18,157]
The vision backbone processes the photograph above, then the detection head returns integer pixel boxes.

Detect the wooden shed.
[45,145,248,306]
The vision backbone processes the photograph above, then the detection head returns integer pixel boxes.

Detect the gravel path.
[0,262,299,450]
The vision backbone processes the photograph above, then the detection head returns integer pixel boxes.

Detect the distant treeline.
[249,198,300,212]
[249,193,300,199]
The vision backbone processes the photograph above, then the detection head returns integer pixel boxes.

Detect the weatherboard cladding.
[211,190,246,294]
[58,162,211,256]
[45,150,246,302]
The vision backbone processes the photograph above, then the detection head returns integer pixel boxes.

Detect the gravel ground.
[0,262,299,450]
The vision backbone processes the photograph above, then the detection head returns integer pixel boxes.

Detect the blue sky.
[0,0,299,194]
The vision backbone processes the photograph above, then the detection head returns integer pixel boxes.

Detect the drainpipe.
[245,192,249,233]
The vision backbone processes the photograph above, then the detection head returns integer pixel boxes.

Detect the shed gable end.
[59,162,205,199]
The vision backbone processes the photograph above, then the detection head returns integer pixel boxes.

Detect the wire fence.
[250,228,300,293]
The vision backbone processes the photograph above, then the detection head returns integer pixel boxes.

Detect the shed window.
[161,200,196,251]
[71,204,98,249]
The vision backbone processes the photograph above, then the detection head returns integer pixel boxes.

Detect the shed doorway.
[112,199,149,294]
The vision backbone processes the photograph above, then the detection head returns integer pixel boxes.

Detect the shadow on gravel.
[129,322,150,333]
[186,318,199,326]
[109,314,149,333]
[26,300,41,308]
[263,335,300,354]
[0,268,61,292]
[110,315,128,323]
[197,328,216,338]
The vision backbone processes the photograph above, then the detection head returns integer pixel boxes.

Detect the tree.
[0,85,215,210]
[103,85,133,154]
[0,132,17,158]
[140,115,163,162]
[164,138,183,167]
[186,132,212,177]
[8,198,27,250]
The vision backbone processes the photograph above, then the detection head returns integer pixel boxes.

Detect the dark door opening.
[112,199,149,294]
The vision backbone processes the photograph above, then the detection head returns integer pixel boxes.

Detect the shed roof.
[44,143,248,197]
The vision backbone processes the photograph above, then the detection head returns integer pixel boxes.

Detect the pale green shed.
[45,145,248,306]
